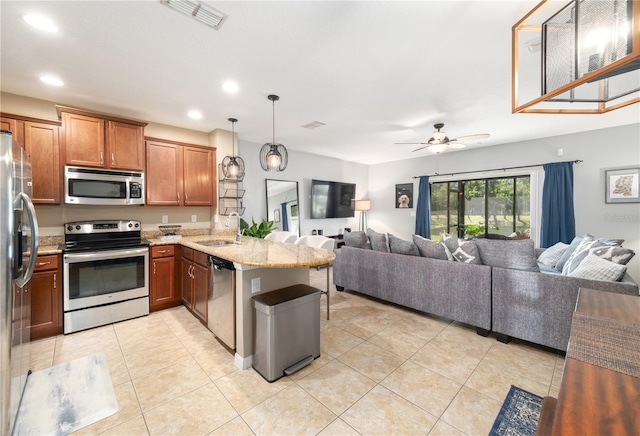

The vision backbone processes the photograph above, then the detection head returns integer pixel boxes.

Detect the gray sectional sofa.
[332,231,639,351]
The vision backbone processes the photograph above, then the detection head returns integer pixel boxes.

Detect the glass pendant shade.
[222,118,245,179]
[259,94,288,172]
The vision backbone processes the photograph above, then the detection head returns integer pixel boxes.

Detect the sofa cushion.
[568,254,627,282]
[538,262,561,274]
[474,238,539,272]
[537,242,569,268]
[562,236,635,275]
[367,228,390,253]
[343,231,371,249]
[412,235,448,260]
[554,235,588,272]
[388,234,420,256]
[442,233,481,264]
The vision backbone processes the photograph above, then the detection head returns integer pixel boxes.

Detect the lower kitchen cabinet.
[180,247,209,323]
[150,245,181,312]
[30,254,62,340]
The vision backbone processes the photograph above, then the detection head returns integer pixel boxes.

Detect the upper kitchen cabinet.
[0,116,24,146]
[146,138,216,206]
[57,106,146,171]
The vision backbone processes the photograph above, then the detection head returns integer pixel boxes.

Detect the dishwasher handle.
[209,256,235,270]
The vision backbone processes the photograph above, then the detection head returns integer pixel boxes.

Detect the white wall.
[237,140,369,237]
[368,123,640,283]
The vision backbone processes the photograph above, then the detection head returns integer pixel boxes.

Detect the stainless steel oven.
[62,220,149,334]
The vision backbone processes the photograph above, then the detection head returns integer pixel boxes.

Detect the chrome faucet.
[225,212,242,243]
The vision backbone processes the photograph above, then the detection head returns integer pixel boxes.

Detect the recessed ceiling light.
[222,81,239,93]
[39,75,64,87]
[188,110,203,120]
[23,14,59,33]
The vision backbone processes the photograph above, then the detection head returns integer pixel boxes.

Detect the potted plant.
[240,218,274,238]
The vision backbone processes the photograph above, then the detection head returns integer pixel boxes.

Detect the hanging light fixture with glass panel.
[259,94,288,171]
[512,0,640,114]
[221,117,245,179]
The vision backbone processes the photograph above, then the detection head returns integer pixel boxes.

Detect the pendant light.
[221,117,245,179]
[259,94,288,172]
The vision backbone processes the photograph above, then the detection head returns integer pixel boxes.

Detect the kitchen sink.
[196,240,235,247]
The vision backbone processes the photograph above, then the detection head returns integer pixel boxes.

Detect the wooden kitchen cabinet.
[30,254,62,340]
[58,106,146,170]
[1,116,24,145]
[180,247,209,323]
[24,121,61,204]
[145,138,216,206]
[150,245,180,312]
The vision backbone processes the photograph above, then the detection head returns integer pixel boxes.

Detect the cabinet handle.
[111,153,115,165]
[36,261,51,267]
[153,261,156,274]
[53,273,56,288]
[177,192,180,203]
[100,151,104,164]
[185,193,189,203]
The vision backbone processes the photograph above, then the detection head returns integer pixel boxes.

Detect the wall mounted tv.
[311,179,356,219]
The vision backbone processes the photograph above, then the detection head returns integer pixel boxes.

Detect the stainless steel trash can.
[252,284,321,382]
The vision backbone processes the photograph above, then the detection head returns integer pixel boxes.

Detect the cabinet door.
[107,121,144,171]
[151,257,175,310]
[146,140,183,205]
[181,257,193,307]
[183,146,215,206]
[24,122,61,204]
[62,112,105,167]
[30,269,61,340]
[192,261,209,322]
[1,116,24,146]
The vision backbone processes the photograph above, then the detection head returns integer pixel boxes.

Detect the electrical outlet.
[161,215,168,224]
[191,214,197,223]
[214,215,219,223]
[251,278,260,293]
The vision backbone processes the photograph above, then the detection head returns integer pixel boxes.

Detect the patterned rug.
[489,385,542,436]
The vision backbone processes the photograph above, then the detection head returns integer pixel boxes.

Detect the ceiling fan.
[396,123,490,153]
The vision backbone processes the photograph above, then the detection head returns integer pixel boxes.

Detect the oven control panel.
[65,220,141,234]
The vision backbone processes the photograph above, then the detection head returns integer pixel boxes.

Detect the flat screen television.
[311,179,356,219]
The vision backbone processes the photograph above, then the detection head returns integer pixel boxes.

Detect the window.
[430,176,530,239]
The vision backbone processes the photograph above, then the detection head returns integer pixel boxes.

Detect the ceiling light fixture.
[221,118,245,179]
[222,81,239,93]
[23,14,59,33]
[160,0,227,30]
[259,95,288,172]
[39,75,64,87]
[187,109,203,119]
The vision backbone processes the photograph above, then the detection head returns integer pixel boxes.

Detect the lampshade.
[259,95,288,172]
[221,118,245,179]
[352,199,371,211]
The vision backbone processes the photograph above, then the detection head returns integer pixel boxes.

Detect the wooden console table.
[537,287,640,435]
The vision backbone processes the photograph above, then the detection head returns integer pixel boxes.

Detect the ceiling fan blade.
[394,142,428,145]
[448,143,466,149]
[451,133,490,143]
[412,145,429,152]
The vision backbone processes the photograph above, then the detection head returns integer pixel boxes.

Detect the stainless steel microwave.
[64,166,145,205]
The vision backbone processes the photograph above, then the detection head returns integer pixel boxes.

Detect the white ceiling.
[1,1,639,165]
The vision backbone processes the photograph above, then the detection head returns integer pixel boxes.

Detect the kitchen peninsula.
[150,235,335,369]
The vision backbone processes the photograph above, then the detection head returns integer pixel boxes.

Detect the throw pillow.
[367,228,390,253]
[568,254,627,282]
[554,235,589,272]
[442,233,482,264]
[412,235,448,260]
[537,242,569,268]
[343,231,371,249]
[474,238,539,272]
[562,236,635,275]
[388,234,420,256]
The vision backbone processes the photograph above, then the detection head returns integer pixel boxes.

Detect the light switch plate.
[251,278,260,293]
[191,215,197,223]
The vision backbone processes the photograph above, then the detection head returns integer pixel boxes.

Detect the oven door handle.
[64,247,149,263]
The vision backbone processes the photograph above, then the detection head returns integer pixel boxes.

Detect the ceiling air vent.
[301,121,326,130]
[160,0,227,30]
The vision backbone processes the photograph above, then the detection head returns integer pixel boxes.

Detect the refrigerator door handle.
[15,192,39,288]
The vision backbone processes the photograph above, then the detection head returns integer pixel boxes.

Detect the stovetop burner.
[62,220,148,253]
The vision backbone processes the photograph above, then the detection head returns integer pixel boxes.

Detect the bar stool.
[294,235,335,320]
[265,231,298,243]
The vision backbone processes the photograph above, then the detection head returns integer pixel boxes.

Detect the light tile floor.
[30,268,564,436]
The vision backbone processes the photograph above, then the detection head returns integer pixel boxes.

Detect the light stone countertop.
[148,235,336,268]
[37,245,63,255]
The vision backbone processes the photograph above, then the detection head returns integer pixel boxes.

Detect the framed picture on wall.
[395,183,413,208]
[605,167,640,203]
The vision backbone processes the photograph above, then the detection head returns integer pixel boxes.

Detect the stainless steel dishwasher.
[207,256,236,350]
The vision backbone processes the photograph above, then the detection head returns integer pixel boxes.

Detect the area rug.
[489,385,542,436]
[14,353,118,436]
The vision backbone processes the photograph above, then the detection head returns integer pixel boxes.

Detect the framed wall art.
[274,208,281,222]
[605,167,640,203]
[395,183,413,208]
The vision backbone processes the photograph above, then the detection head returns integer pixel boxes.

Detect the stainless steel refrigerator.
[1,130,39,435]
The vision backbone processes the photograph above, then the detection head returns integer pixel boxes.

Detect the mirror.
[266,179,300,236]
